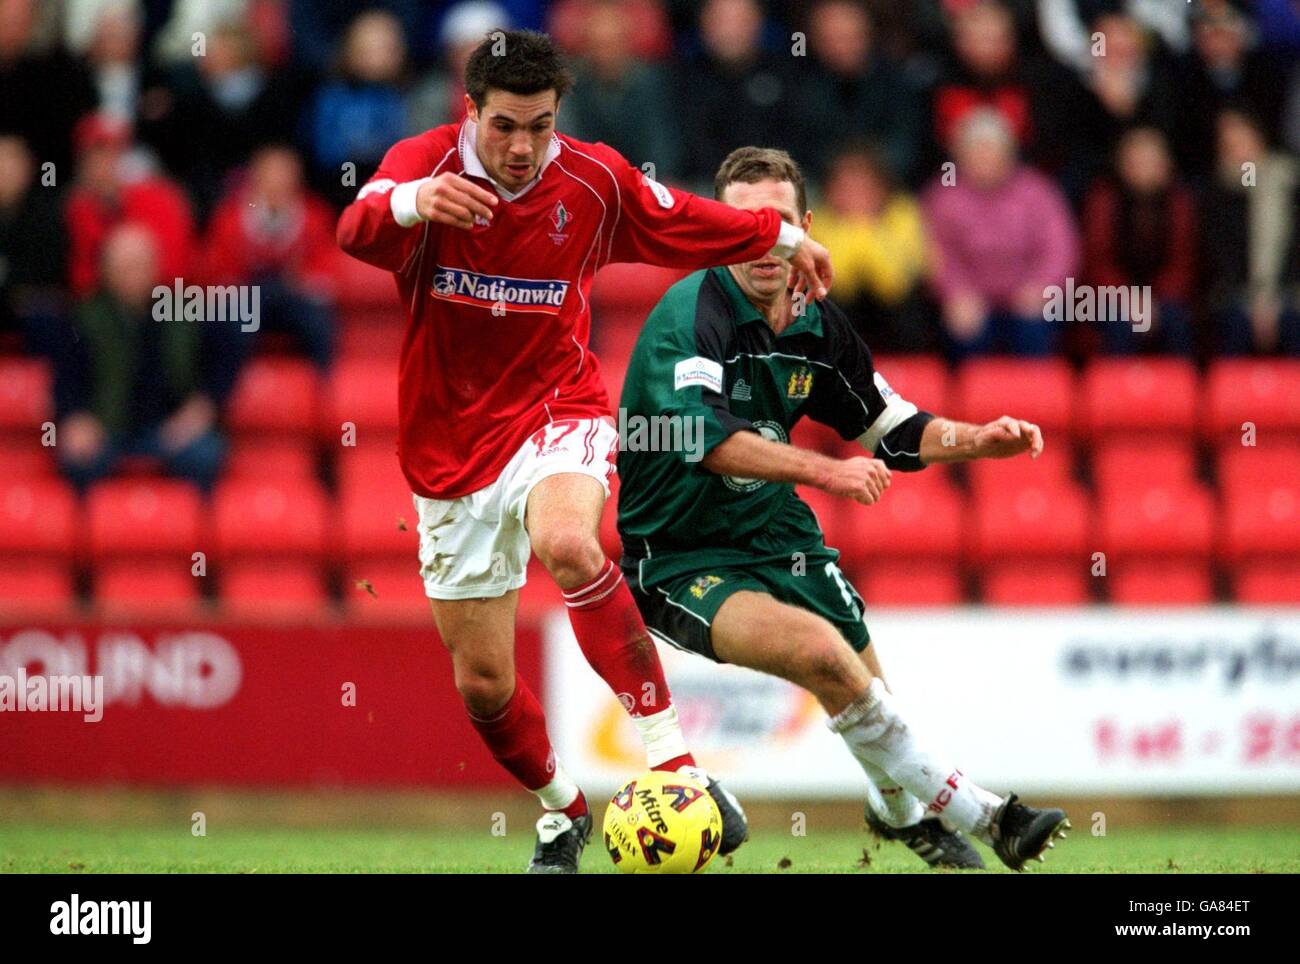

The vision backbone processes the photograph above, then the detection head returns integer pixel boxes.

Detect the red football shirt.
[337,118,784,499]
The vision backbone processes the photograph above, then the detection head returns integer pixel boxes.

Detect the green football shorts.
[620,497,870,663]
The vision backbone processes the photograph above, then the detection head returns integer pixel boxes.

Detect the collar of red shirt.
[457,117,562,203]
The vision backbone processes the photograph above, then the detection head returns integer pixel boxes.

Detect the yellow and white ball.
[602,770,723,874]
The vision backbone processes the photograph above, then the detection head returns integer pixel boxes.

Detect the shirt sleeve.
[632,299,754,465]
[336,134,447,273]
[803,301,934,470]
[598,144,789,270]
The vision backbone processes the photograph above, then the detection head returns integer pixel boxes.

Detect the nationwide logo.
[431,266,569,315]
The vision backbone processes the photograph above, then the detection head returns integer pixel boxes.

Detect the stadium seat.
[981,560,1091,605]
[1235,560,1300,604]
[338,460,420,561]
[1092,437,1197,492]
[1096,481,1215,559]
[0,476,77,559]
[954,357,1075,437]
[1107,560,1214,605]
[1220,476,1300,560]
[0,560,76,613]
[95,559,203,616]
[1205,358,1300,439]
[335,250,398,310]
[0,355,52,433]
[1217,442,1300,493]
[342,558,430,622]
[0,436,58,478]
[322,358,399,442]
[86,478,203,560]
[338,315,406,361]
[1080,358,1198,438]
[220,560,329,618]
[227,357,320,436]
[591,262,686,315]
[969,479,1091,560]
[597,353,629,414]
[853,560,963,606]
[966,444,1073,497]
[871,355,949,414]
[828,479,964,568]
[212,477,329,559]
[224,438,317,482]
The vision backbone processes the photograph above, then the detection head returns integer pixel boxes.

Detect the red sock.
[652,753,697,773]
[465,679,558,792]
[564,559,674,717]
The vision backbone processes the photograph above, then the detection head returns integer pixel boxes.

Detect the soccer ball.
[602,770,723,874]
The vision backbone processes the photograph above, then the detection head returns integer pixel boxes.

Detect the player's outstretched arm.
[919,415,1044,463]
[701,431,891,506]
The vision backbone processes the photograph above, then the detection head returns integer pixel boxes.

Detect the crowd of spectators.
[1,0,1298,497]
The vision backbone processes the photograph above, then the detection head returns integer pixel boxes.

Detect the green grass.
[1,824,1294,874]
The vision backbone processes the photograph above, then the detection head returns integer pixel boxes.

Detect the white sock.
[860,760,925,828]
[534,763,581,812]
[828,678,1001,838]
[633,704,689,767]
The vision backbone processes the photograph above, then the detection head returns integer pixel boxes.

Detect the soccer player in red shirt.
[337,30,833,872]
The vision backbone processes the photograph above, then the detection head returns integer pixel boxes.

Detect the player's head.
[714,146,811,306]
[463,29,573,191]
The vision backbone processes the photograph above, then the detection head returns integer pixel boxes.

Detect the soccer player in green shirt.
[616,147,1070,871]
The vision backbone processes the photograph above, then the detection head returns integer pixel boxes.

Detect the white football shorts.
[412,416,619,600]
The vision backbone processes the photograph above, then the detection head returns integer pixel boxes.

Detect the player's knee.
[796,633,859,692]
[455,667,513,717]
[531,525,604,584]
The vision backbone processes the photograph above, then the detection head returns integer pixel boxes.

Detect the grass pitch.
[2,824,1294,874]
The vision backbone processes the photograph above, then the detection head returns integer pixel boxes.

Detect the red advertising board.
[0,622,545,787]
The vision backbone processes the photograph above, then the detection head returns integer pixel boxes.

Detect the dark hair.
[714,146,807,215]
[464,29,574,107]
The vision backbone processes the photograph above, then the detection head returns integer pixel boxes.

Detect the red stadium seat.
[1081,358,1198,438]
[322,358,399,442]
[220,560,328,618]
[0,560,75,612]
[591,262,687,315]
[966,444,1073,497]
[227,358,320,436]
[981,560,1091,605]
[87,478,203,560]
[224,438,317,482]
[872,355,949,414]
[212,477,329,560]
[1107,560,1213,605]
[1205,359,1300,439]
[954,357,1075,437]
[0,436,58,478]
[969,479,1091,560]
[1096,481,1215,559]
[342,558,430,621]
[598,353,629,413]
[0,476,77,558]
[336,250,399,310]
[1235,560,1300,604]
[338,316,405,361]
[1220,476,1300,560]
[0,356,52,433]
[338,458,419,561]
[1092,437,1197,492]
[1217,442,1300,493]
[853,560,963,606]
[828,479,964,568]
[95,560,203,616]
[790,418,848,457]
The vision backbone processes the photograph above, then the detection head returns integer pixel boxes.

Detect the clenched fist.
[416,173,499,229]
[822,456,892,506]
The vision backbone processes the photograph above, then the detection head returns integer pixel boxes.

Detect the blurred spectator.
[1061,12,1182,198]
[1037,0,1191,72]
[65,112,195,301]
[1201,109,1300,356]
[0,0,97,177]
[0,134,71,370]
[199,145,338,387]
[930,0,1073,171]
[677,0,810,186]
[1176,0,1286,177]
[814,143,934,352]
[804,0,924,185]
[289,0,424,74]
[1082,127,1197,355]
[305,10,410,208]
[922,109,1079,357]
[563,0,681,178]
[139,19,305,220]
[407,2,512,133]
[77,0,159,123]
[151,0,249,66]
[547,0,672,61]
[56,224,225,491]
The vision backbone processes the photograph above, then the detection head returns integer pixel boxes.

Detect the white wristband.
[769,221,805,260]
[390,178,432,227]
